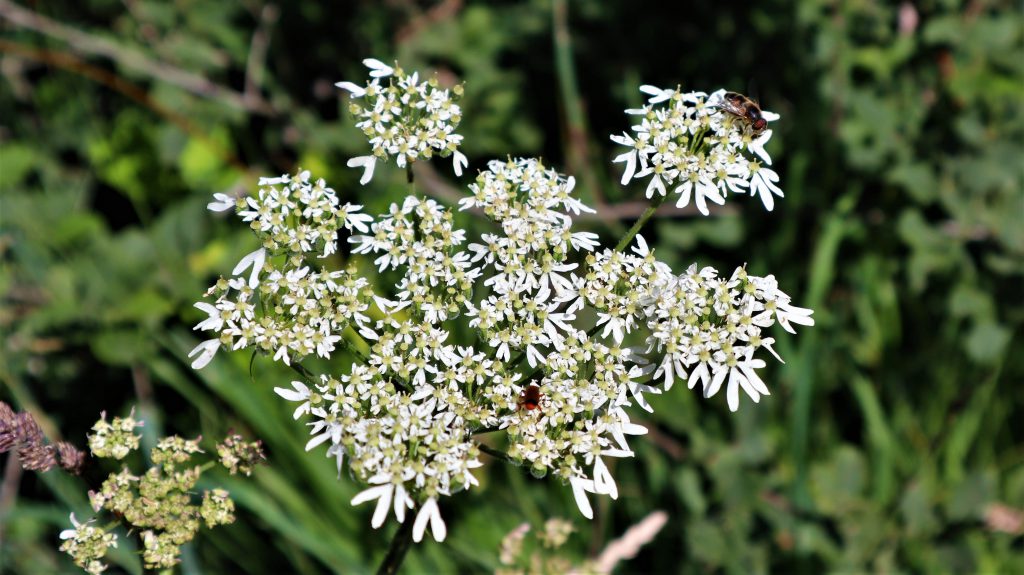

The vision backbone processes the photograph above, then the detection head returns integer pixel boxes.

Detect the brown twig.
[394,0,463,44]
[0,38,249,174]
[0,0,274,115]
[244,4,279,108]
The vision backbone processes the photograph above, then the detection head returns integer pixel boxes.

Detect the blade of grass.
[790,188,859,509]
[850,373,896,504]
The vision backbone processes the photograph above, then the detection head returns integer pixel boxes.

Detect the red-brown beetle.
[518,384,542,411]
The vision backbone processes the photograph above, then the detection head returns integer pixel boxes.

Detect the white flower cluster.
[190,59,815,546]
[460,159,599,366]
[336,58,468,184]
[640,264,814,411]
[572,236,674,344]
[59,513,118,575]
[571,241,814,411]
[611,86,784,214]
[275,343,483,543]
[350,196,479,324]
[456,159,652,517]
[189,170,379,369]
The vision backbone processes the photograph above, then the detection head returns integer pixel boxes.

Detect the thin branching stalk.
[376,514,416,575]
[615,192,669,252]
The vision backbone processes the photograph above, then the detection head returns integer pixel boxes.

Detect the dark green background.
[2,0,1022,573]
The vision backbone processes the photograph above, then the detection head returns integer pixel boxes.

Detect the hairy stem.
[476,443,516,465]
[288,361,318,382]
[376,514,416,575]
[614,191,669,252]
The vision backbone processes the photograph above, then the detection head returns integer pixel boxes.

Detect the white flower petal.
[593,458,619,500]
[452,150,468,177]
[207,192,236,212]
[413,498,447,542]
[570,476,595,519]
[305,431,331,451]
[273,381,309,402]
[232,247,266,289]
[363,58,395,77]
[347,156,377,186]
[335,81,366,97]
[188,339,220,369]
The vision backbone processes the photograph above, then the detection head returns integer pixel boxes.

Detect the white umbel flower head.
[336,59,467,183]
[191,168,380,368]
[192,61,817,547]
[611,86,784,214]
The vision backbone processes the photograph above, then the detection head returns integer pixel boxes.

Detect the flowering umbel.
[190,59,813,544]
[611,86,783,214]
[335,58,468,184]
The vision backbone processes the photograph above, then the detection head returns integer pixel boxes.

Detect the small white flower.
[412,498,447,542]
[363,58,395,78]
[207,192,236,212]
[59,513,86,541]
[775,301,816,334]
[273,381,313,419]
[232,247,266,289]
[193,302,223,332]
[703,350,770,412]
[749,165,783,212]
[610,132,641,185]
[188,339,220,369]
[347,155,377,186]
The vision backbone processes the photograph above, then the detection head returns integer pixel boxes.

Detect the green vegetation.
[2,1,1021,573]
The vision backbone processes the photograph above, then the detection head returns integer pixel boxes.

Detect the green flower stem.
[614,190,669,252]
[338,333,371,364]
[376,513,416,575]
[476,443,515,465]
[288,361,317,382]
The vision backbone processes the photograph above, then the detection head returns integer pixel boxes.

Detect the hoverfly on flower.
[714,91,769,134]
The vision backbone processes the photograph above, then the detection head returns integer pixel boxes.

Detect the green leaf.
[964,321,1011,364]
[900,480,940,538]
[947,471,997,522]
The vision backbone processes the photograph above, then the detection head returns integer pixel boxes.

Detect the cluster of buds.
[59,410,264,573]
[189,58,813,544]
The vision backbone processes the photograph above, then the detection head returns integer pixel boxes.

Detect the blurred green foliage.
[2,0,1022,573]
